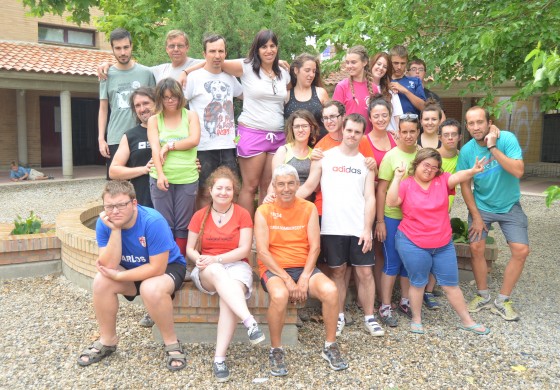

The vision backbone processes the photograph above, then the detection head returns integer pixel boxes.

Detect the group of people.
[78,26,530,382]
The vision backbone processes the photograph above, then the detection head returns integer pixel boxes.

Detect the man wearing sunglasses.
[78,180,187,371]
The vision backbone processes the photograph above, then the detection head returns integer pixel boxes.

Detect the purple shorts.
[236,124,286,158]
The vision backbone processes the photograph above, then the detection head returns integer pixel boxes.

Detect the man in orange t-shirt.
[254,164,348,376]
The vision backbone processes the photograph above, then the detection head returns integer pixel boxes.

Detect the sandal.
[459,323,490,335]
[164,341,187,371]
[77,340,117,367]
[410,322,425,334]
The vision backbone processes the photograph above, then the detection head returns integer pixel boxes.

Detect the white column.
[16,90,28,165]
[60,91,73,179]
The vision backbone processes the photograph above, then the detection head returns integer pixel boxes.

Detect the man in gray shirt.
[98,28,155,178]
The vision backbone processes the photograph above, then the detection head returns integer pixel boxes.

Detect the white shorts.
[191,261,253,299]
[28,169,45,180]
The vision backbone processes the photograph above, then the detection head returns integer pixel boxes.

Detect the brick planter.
[455,241,498,272]
[0,224,61,278]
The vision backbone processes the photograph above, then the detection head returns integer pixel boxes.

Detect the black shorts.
[124,261,186,301]
[321,235,375,268]
[197,149,239,189]
[260,267,322,293]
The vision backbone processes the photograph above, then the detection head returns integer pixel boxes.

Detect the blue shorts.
[382,216,408,277]
[395,230,458,288]
[468,202,529,245]
[236,124,285,158]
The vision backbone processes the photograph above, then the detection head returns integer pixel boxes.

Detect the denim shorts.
[382,216,408,277]
[395,230,458,288]
[468,202,529,245]
[236,124,285,158]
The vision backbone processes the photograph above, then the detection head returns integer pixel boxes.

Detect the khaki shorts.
[191,260,253,299]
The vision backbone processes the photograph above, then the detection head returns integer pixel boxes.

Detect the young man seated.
[77,180,187,371]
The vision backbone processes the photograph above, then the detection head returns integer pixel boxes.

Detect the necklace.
[211,203,233,224]
[262,67,274,79]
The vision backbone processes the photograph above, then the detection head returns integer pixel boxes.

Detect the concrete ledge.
[153,323,299,345]
[0,259,61,279]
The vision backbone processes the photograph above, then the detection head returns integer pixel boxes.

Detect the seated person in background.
[9,160,53,181]
[255,164,348,376]
[77,180,187,372]
[387,148,490,335]
[186,167,265,383]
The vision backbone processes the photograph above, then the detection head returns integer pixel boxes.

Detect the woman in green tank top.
[147,78,201,256]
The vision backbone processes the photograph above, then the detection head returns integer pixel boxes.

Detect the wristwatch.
[217,257,223,263]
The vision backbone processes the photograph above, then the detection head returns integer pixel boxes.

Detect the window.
[38,24,95,47]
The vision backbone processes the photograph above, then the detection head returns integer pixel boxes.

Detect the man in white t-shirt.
[184,35,243,208]
[297,114,383,338]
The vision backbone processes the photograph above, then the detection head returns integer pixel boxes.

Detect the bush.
[11,211,43,235]
[544,185,560,208]
[450,217,494,245]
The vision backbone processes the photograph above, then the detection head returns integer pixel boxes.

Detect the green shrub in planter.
[11,211,43,235]
[450,217,494,245]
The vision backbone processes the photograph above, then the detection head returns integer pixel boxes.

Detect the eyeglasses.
[167,44,186,50]
[103,200,132,212]
[441,132,459,139]
[421,162,440,172]
[271,78,278,95]
[163,96,179,102]
[400,113,419,120]
[321,114,341,122]
[409,67,425,73]
[293,124,311,131]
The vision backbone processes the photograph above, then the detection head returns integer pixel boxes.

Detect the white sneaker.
[336,318,345,336]
[364,317,385,336]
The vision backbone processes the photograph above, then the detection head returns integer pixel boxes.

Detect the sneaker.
[336,318,345,337]
[247,323,265,345]
[423,293,440,310]
[364,317,385,336]
[491,299,520,321]
[138,314,154,328]
[379,306,398,327]
[432,286,444,297]
[321,343,349,371]
[398,302,413,319]
[467,294,492,313]
[212,361,230,382]
[269,348,288,376]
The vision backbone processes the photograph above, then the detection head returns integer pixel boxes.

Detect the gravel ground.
[1,182,559,389]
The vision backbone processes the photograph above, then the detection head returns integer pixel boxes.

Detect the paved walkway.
[1,164,557,196]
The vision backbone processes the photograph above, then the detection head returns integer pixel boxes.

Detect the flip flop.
[77,340,116,366]
[459,323,490,335]
[410,322,425,334]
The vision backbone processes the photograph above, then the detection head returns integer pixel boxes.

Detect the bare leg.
[373,239,384,300]
[329,264,348,314]
[354,266,375,316]
[380,273,397,306]
[238,154,268,216]
[425,274,437,293]
[265,277,289,348]
[308,273,339,342]
[441,285,485,331]
[408,285,424,324]
[500,243,529,295]
[399,276,410,300]
[140,274,178,346]
[258,153,275,204]
[215,297,239,358]
[469,240,489,290]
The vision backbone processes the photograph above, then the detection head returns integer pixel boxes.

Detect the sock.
[174,237,187,257]
[478,289,490,299]
[496,294,509,305]
[400,297,410,306]
[243,315,257,329]
[324,341,335,349]
[338,313,345,321]
[364,315,375,322]
[214,356,226,363]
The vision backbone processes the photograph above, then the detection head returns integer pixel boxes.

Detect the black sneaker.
[269,348,288,376]
[247,323,265,345]
[212,361,230,382]
[398,302,413,319]
[138,314,154,327]
[379,306,398,327]
[322,343,349,371]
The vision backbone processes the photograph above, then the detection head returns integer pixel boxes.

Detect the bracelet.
[182,69,189,75]
[376,220,385,224]
[487,145,496,151]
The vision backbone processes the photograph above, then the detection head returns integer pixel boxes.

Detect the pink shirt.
[398,173,455,248]
[333,78,378,134]
[367,133,397,168]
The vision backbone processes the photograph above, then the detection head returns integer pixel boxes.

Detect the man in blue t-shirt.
[77,180,187,371]
[457,106,529,322]
[389,45,426,116]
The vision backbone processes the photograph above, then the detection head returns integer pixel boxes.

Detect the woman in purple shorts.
[220,30,290,216]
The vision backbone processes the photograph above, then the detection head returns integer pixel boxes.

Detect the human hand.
[471,156,487,175]
[358,230,373,253]
[195,158,202,173]
[294,278,309,303]
[375,221,386,242]
[99,139,110,158]
[468,215,488,242]
[196,255,215,270]
[394,161,406,179]
[97,263,120,280]
[279,60,290,72]
[310,148,324,161]
[178,70,187,88]
[389,82,405,94]
[157,175,169,191]
[144,158,155,174]
[98,211,118,230]
[262,193,276,204]
[489,124,501,139]
[484,131,498,148]
[97,62,111,81]
[365,157,378,173]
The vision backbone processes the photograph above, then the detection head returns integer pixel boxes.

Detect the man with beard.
[98,28,155,178]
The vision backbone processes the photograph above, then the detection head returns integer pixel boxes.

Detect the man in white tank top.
[297,114,384,337]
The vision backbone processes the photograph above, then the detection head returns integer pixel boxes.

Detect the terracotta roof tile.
[0,40,115,76]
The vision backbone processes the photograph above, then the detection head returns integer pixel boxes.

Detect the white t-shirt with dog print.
[185,69,243,151]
